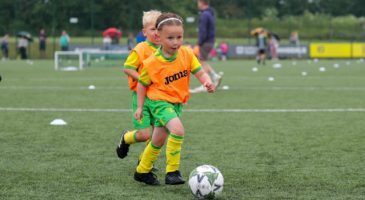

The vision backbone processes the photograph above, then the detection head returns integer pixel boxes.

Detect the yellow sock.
[166,133,184,173]
[136,142,161,173]
[138,140,150,161]
[124,130,137,144]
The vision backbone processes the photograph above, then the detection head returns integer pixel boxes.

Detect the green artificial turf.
[0,59,364,199]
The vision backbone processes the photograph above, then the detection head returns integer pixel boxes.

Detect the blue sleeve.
[198,13,208,46]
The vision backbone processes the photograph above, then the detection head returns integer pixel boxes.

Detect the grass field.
[1,58,365,199]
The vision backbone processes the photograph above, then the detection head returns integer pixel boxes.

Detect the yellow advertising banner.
[310,43,351,58]
[352,43,365,58]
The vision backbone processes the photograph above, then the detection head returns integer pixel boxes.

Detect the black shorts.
[258,49,266,54]
[199,42,214,61]
[39,41,46,50]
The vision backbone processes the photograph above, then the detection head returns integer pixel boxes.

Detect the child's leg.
[127,91,153,144]
[165,117,184,173]
[136,127,161,172]
[164,117,185,185]
[124,128,150,144]
[116,127,151,159]
[137,128,152,161]
[116,92,152,159]
[125,128,151,162]
[134,127,167,185]
[136,127,168,173]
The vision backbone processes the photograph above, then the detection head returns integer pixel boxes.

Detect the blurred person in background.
[219,41,229,61]
[135,31,146,44]
[190,0,222,93]
[103,35,111,50]
[289,31,301,57]
[289,31,300,46]
[39,29,47,59]
[256,29,267,65]
[1,34,9,60]
[269,34,279,60]
[127,32,135,51]
[18,36,28,60]
[60,30,70,51]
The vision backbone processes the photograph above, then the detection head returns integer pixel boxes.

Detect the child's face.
[158,25,184,57]
[143,24,159,45]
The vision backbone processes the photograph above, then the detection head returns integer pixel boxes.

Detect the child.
[127,32,135,51]
[59,30,70,51]
[18,36,28,60]
[220,41,229,61]
[134,12,215,185]
[116,10,161,163]
[256,29,267,65]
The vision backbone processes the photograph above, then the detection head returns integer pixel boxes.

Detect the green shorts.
[131,92,154,129]
[147,97,182,127]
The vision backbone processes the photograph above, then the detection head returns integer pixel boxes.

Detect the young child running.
[134,12,215,185]
[116,10,161,162]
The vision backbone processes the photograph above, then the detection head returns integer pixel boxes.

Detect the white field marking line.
[0,107,131,112]
[1,107,365,113]
[8,77,123,81]
[1,86,365,91]
[233,76,365,80]
[235,86,365,91]
[0,86,129,90]
[185,108,365,113]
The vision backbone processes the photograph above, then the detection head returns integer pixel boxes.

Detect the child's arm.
[123,51,140,80]
[134,82,147,120]
[194,70,215,93]
[123,69,139,80]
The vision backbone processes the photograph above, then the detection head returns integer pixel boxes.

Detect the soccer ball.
[188,165,224,199]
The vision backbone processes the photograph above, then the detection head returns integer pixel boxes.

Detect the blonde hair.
[142,10,162,27]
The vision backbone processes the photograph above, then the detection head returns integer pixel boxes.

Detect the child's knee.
[166,118,184,136]
[152,139,164,147]
[137,129,151,141]
[170,128,184,136]
[151,127,169,147]
[152,135,167,147]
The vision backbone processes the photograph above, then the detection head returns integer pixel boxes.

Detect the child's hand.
[204,81,215,93]
[134,108,143,121]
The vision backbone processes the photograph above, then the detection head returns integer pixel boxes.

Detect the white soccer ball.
[188,165,224,199]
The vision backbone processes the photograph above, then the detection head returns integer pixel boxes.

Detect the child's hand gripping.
[134,107,143,121]
[204,81,215,93]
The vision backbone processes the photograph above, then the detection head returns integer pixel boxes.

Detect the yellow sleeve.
[124,51,140,70]
[138,64,151,86]
[191,54,202,74]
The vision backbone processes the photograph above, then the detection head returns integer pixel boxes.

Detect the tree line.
[0,0,364,37]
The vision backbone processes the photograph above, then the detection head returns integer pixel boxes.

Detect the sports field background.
[1,59,365,199]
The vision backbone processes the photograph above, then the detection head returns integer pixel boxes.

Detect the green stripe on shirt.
[138,80,150,86]
[191,66,202,74]
[124,65,138,70]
